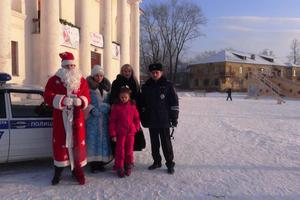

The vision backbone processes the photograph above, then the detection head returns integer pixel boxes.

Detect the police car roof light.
[0,73,12,86]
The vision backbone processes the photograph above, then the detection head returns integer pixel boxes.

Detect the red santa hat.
[59,51,76,66]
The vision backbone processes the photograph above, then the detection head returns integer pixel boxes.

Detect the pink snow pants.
[114,134,135,169]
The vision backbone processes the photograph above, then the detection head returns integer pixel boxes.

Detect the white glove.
[63,97,73,106]
[73,97,82,106]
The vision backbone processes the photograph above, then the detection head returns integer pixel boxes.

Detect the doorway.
[91,51,101,70]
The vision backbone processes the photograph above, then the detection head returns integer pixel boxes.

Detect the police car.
[0,73,53,163]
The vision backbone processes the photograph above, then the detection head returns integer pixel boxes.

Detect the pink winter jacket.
[109,101,140,138]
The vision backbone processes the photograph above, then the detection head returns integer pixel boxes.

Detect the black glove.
[171,119,178,127]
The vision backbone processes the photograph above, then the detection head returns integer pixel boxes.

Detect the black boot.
[167,167,175,174]
[148,162,162,170]
[96,162,106,172]
[166,161,175,174]
[51,166,64,185]
[90,162,97,173]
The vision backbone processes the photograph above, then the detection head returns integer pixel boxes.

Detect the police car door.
[0,91,9,163]
[8,91,53,161]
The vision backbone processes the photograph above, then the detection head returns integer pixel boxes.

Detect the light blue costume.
[85,89,113,163]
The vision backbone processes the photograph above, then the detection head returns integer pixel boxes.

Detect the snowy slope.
[1,93,300,200]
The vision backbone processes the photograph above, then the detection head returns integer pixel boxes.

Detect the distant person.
[85,65,113,173]
[109,86,140,178]
[44,52,90,185]
[140,63,179,175]
[226,88,232,101]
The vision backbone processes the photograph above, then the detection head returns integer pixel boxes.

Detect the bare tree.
[141,0,206,81]
[260,49,275,57]
[141,5,167,72]
[188,50,218,63]
[288,39,300,64]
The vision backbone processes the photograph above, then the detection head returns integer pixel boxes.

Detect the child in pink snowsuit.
[109,86,140,177]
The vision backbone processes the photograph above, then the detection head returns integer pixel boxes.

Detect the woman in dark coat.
[109,64,140,105]
[109,64,145,151]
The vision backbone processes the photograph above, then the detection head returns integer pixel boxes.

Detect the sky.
[140,0,300,62]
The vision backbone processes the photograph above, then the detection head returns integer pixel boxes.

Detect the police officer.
[140,63,179,174]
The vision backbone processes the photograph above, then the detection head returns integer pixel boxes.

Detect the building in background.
[187,50,300,91]
[0,0,142,86]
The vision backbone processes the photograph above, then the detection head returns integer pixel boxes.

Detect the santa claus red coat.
[44,70,90,169]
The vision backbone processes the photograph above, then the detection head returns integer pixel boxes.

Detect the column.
[120,0,130,66]
[0,0,11,73]
[130,0,141,81]
[40,0,60,85]
[79,0,90,77]
[103,0,113,80]
[280,69,284,78]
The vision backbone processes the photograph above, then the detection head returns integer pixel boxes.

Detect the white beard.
[56,67,82,92]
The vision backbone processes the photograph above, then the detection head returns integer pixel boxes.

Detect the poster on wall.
[90,32,103,48]
[112,42,120,60]
[59,24,79,49]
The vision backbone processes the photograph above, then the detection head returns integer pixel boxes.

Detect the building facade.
[188,50,300,92]
[0,0,142,86]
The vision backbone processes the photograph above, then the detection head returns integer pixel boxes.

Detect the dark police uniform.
[140,75,179,173]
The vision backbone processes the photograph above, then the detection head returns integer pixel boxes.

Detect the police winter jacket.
[140,76,179,128]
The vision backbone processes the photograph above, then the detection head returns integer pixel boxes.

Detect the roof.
[189,50,288,67]
[285,62,300,68]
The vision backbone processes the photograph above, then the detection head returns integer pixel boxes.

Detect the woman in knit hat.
[85,65,113,173]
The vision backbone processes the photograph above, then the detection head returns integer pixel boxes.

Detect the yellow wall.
[60,0,75,23]
[89,0,100,33]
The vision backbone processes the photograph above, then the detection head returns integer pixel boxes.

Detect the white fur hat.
[91,65,104,76]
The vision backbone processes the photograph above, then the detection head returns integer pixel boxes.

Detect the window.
[260,55,274,63]
[194,79,199,87]
[239,66,243,74]
[91,52,101,69]
[203,79,210,86]
[11,41,19,76]
[10,92,52,118]
[32,0,41,33]
[203,67,208,75]
[214,79,219,86]
[0,92,6,118]
[232,53,246,60]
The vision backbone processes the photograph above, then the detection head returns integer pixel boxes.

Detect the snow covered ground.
[1,92,300,200]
